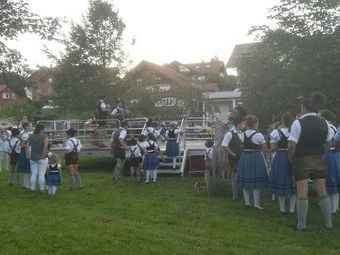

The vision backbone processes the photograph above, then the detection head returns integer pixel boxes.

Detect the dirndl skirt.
[238,151,268,189]
[268,150,295,196]
[166,139,179,158]
[129,157,142,167]
[17,148,30,173]
[325,150,340,194]
[46,172,61,186]
[143,152,159,170]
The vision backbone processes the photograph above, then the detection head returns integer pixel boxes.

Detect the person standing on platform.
[95,96,109,147]
[237,115,268,209]
[111,120,129,183]
[0,127,9,172]
[165,122,182,169]
[18,122,32,189]
[221,117,244,200]
[268,112,296,213]
[144,133,160,183]
[288,92,333,231]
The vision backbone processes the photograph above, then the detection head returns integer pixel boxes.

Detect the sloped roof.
[184,61,224,75]
[132,60,191,85]
[0,85,9,92]
[226,43,259,68]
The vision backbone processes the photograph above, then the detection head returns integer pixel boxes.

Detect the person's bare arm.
[42,137,48,159]
[270,143,278,153]
[287,141,296,161]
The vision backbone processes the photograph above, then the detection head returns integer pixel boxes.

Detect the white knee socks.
[253,189,262,209]
[242,189,251,206]
[172,158,176,168]
[330,193,339,213]
[278,196,286,213]
[145,170,151,183]
[289,195,296,213]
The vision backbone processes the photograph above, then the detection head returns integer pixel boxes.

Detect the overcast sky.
[12,0,278,69]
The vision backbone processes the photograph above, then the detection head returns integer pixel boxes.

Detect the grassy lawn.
[0,157,339,255]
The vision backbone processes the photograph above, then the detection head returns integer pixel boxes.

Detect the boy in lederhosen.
[288,92,333,230]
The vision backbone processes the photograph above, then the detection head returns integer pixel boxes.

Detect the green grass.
[0,157,339,255]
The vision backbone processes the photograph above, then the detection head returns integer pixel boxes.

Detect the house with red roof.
[0,85,27,107]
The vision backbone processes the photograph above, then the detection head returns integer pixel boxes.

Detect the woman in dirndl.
[268,112,296,213]
[319,109,340,214]
[238,115,268,209]
[165,122,181,169]
[143,133,160,183]
[17,122,32,189]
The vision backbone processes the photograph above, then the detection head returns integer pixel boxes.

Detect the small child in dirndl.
[204,139,214,184]
[46,154,62,196]
[165,122,182,169]
[8,128,21,185]
[268,112,296,213]
[144,133,160,183]
[238,115,268,209]
[129,137,143,182]
[319,110,340,213]
[17,122,32,189]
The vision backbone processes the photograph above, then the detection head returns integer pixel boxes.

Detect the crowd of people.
[212,91,340,231]
[0,123,82,196]
[0,91,339,231]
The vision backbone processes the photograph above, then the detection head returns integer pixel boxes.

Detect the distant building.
[0,85,27,107]
[226,43,259,76]
[31,76,53,101]
[202,90,242,122]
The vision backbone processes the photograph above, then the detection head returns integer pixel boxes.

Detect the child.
[64,128,82,190]
[0,127,9,172]
[238,115,268,209]
[46,154,62,196]
[268,112,296,213]
[165,122,182,169]
[319,109,340,214]
[144,133,160,183]
[17,122,32,189]
[129,137,143,182]
[204,139,214,185]
[8,128,21,185]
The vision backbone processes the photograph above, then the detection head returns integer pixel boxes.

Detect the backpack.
[110,129,122,155]
[9,140,19,165]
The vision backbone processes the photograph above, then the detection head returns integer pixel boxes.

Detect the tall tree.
[52,0,125,116]
[239,0,340,127]
[0,0,60,74]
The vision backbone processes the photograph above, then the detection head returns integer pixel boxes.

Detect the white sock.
[24,174,30,189]
[145,170,150,183]
[172,158,176,168]
[330,193,338,213]
[153,170,157,182]
[253,189,261,208]
[242,189,251,206]
[48,186,52,195]
[52,186,57,195]
[336,193,339,211]
[289,195,297,213]
[278,196,286,212]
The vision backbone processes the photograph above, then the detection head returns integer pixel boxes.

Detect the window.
[48,77,53,83]
[197,75,206,81]
[2,92,10,99]
[11,93,15,99]
[155,97,176,107]
[136,79,142,85]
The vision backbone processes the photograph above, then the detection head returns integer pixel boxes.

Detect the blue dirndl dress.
[269,150,295,196]
[166,139,178,158]
[143,141,159,170]
[238,131,268,189]
[17,147,30,173]
[325,149,340,194]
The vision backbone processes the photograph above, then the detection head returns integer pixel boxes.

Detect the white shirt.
[99,100,106,111]
[165,128,181,138]
[288,113,333,143]
[65,137,82,152]
[270,127,290,144]
[138,141,149,150]
[146,140,159,151]
[9,137,21,154]
[130,145,142,158]
[142,127,160,137]
[19,130,29,142]
[49,163,61,172]
[335,128,340,141]
[244,129,266,145]
[205,148,213,160]
[221,128,244,147]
